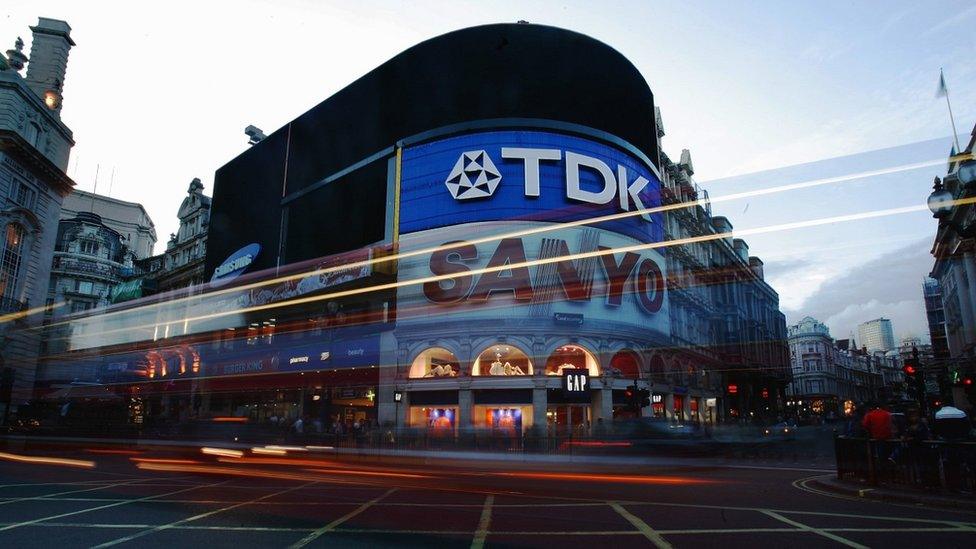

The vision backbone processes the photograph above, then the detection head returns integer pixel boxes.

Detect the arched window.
[609,350,640,378]
[0,223,26,300]
[649,355,666,383]
[409,347,461,378]
[545,344,599,376]
[472,344,532,376]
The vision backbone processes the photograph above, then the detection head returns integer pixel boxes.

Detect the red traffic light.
[964,378,973,387]
[903,365,916,376]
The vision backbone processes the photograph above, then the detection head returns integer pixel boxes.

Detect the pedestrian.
[861,401,892,440]
[844,405,866,437]
[889,408,929,464]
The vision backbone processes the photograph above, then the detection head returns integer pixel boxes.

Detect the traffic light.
[625,384,636,411]
[903,357,926,409]
[637,388,651,409]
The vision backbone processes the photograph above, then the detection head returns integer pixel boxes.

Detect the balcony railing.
[51,256,122,281]
[0,295,27,314]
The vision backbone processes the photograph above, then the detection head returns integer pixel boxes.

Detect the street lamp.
[928,175,976,237]
[927,177,954,217]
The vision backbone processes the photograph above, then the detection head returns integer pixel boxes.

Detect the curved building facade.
[29,22,790,436]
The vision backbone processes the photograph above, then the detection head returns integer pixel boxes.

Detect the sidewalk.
[808,475,976,510]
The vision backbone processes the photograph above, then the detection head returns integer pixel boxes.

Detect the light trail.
[251,448,288,456]
[302,467,432,479]
[50,195,976,347]
[130,457,203,465]
[200,447,244,458]
[84,449,143,455]
[0,300,66,325]
[491,471,714,485]
[29,152,958,336]
[0,451,96,469]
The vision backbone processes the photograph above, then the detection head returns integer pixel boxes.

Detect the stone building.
[787,317,896,419]
[61,190,156,260]
[652,108,790,422]
[38,211,133,384]
[131,178,210,294]
[0,18,75,418]
[47,211,131,316]
[929,123,976,412]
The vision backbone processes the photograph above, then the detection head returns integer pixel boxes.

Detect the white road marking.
[0,478,157,506]
[91,481,319,548]
[289,487,398,548]
[471,494,493,549]
[609,502,673,549]
[761,510,868,549]
[0,480,231,533]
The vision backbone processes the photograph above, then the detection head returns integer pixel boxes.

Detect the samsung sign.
[399,130,664,244]
[211,243,260,282]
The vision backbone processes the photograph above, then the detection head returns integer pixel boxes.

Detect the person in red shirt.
[861,402,893,440]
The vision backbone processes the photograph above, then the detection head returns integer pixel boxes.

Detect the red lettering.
[635,258,664,313]
[470,238,534,302]
[599,246,640,306]
[424,241,478,303]
[551,240,588,300]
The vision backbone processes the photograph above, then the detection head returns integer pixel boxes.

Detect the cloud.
[762,258,810,277]
[785,237,933,342]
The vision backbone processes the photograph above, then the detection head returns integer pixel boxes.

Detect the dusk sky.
[4,0,975,341]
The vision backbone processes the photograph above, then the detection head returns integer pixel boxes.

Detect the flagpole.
[941,68,962,154]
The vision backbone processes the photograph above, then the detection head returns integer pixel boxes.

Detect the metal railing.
[835,435,976,496]
[0,295,27,314]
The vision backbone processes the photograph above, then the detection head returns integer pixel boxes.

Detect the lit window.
[472,345,532,376]
[409,347,460,378]
[0,224,26,300]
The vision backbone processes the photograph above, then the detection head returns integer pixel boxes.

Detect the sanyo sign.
[447,147,654,222]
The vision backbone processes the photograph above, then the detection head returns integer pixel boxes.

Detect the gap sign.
[562,369,590,402]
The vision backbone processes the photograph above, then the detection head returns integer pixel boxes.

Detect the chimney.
[748,256,764,280]
[25,17,74,115]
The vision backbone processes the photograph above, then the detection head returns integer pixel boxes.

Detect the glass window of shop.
[546,404,591,436]
[544,344,599,376]
[409,347,461,378]
[408,406,458,438]
[472,405,533,436]
[471,345,532,376]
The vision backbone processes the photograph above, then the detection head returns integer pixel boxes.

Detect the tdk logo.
[444,147,652,221]
[445,150,502,200]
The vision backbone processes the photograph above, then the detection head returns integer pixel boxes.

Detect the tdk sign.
[446,148,652,222]
[401,130,664,245]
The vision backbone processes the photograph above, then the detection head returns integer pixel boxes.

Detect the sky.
[3,0,975,341]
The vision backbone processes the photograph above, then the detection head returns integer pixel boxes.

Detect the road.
[0,440,973,548]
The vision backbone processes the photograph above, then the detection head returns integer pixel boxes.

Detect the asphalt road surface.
[0,441,974,548]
